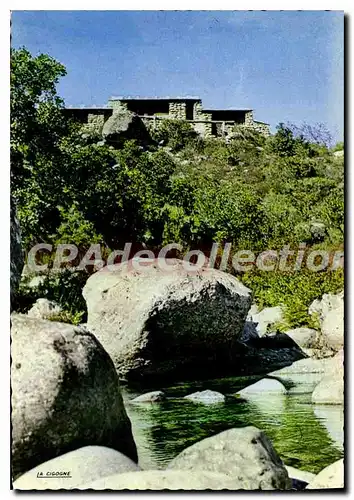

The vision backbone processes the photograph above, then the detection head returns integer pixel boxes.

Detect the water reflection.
[122,376,344,474]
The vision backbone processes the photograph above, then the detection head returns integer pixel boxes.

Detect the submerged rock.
[130,391,166,403]
[184,390,225,404]
[167,426,291,490]
[237,378,287,397]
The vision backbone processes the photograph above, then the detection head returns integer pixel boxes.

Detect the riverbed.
[122,375,344,475]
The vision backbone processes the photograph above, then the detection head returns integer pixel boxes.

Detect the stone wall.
[192,102,213,137]
[244,111,254,126]
[66,99,270,139]
[253,121,271,136]
[107,100,129,111]
[168,102,187,120]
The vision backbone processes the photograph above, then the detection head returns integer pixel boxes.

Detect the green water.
[122,375,344,475]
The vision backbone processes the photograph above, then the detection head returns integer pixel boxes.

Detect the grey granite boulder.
[102,107,150,145]
[284,328,318,349]
[306,459,344,489]
[13,446,140,490]
[10,202,24,307]
[83,259,252,381]
[27,298,62,320]
[130,391,166,403]
[82,470,243,490]
[249,306,284,336]
[309,292,344,351]
[311,372,344,405]
[237,378,287,397]
[184,390,225,404]
[11,314,137,479]
[167,426,291,490]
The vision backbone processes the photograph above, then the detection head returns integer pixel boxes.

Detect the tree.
[11,47,67,188]
[11,48,69,247]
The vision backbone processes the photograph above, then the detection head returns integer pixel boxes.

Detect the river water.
[122,374,344,475]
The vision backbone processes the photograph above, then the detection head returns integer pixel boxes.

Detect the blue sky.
[11,10,344,140]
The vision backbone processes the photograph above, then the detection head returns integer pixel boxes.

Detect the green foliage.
[15,270,88,322]
[11,47,344,325]
[241,268,344,329]
[47,310,84,326]
[332,141,344,152]
[151,119,198,152]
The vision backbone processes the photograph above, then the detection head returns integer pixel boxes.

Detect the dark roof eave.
[254,120,270,125]
[203,108,253,112]
[110,96,201,102]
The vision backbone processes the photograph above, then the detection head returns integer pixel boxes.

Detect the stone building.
[64,96,270,138]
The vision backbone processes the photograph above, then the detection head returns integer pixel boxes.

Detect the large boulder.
[102,107,151,145]
[10,201,24,308]
[167,426,291,490]
[184,390,225,404]
[309,292,344,351]
[311,349,344,405]
[321,305,344,351]
[11,314,137,479]
[284,328,318,349]
[270,357,333,376]
[13,446,140,490]
[83,259,252,381]
[311,372,344,405]
[82,470,244,490]
[306,459,344,489]
[237,378,287,397]
[27,298,62,320]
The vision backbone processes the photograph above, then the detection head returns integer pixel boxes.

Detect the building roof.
[203,108,253,112]
[109,96,201,101]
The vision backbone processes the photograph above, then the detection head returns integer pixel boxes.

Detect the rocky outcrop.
[83,259,252,382]
[10,201,24,308]
[311,372,344,405]
[13,446,140,490]
[184,390,225,404]
[27,298,62,320]
[309,292,344,351]
[11,314,137,479]
[248,306,284,336]
[235,332,306,376]
[167,426,291,490]
[284,328,318,349]
[311,349,343,405]
[237,378,287,397]
[102,107,151,146]
[130,391,166,403]
[82,470,244,490]
[306,459,344,489]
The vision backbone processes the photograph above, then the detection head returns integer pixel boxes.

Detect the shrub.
[151,119,198,152]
